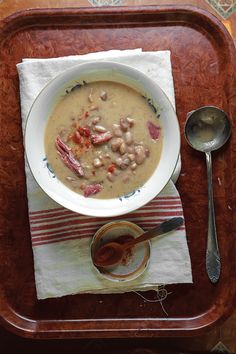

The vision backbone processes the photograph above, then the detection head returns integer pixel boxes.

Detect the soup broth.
[45,81,163,199]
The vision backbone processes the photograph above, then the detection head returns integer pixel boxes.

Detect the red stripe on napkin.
[29,196,185,247]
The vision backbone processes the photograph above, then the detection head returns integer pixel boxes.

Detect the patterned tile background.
[206,0,236,18]
[88,0,236,18]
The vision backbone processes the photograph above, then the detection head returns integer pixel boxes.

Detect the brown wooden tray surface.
[0,5,236,339]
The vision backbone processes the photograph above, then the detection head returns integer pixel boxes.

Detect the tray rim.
[0,4,236,339]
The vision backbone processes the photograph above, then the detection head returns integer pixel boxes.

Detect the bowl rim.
[24,60,180,217]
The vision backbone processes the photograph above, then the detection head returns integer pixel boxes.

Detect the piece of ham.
[84,183,102,197]
[77,126,91,137]
[55,136,84,177]
[55,136,71,154]
[147,121,161,140]
[91,131,113,145]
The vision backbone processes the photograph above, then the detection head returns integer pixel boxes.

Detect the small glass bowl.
[90,220,151,282]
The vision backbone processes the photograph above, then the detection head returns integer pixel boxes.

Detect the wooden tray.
[0,5,235,339]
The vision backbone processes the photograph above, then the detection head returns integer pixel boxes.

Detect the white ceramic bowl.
[25,61,180,217]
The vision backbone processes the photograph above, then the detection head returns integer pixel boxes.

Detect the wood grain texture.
[0,5,235,338]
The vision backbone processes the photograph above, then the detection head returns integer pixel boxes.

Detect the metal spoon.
[185,106,231,283]
[92,217,184,267]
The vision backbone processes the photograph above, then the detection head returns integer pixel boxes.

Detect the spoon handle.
[205,152,221,283]
[126,217,184,248]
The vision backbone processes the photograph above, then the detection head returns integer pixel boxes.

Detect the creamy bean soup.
[45,81,163,198]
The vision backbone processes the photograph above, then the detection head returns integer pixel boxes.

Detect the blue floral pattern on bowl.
[43,157,56,178]
[119,188,141,201]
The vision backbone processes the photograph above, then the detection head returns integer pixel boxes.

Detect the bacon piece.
[107,164,116,173]
[84,183,102,197]
[72,131,83,144]
[55,136,71,154]
[91,131,113,145]
[147,121,161,140]
[78,126,91,137]
[55,136,84,177]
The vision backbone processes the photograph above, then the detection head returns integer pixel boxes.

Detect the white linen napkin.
[17,49,192,299]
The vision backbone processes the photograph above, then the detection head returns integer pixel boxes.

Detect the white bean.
[113,124,119,128]
[112,124,123,137]
[104,153,111,159]
[92,116,101,125]
[124,131,133,145]
[120,117,129,131]
[111,138,123,152]
[119,142,127,155]
[107,172,115,182]
[130,162,137,170]
[134,145,146,165]
[120,158,130,170]
[115,157,123,167]
[126,117,135,126]
[93,158,102,167]
[123,158,130,166]
[120,163,128,170]
[100,90,107,101]
[128,153,135,161]
[94,125,107,133]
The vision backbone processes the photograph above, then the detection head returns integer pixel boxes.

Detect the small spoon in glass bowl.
[92,217,184,267]
[184,106,231,283]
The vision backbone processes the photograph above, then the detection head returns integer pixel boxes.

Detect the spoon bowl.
[93,241,125,267]
[185,106,231,283]
[184,106,231,153]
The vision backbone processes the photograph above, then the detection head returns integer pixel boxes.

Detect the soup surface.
[45,81,163,199]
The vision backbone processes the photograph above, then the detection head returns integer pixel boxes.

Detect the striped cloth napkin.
[17,49,192,299]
